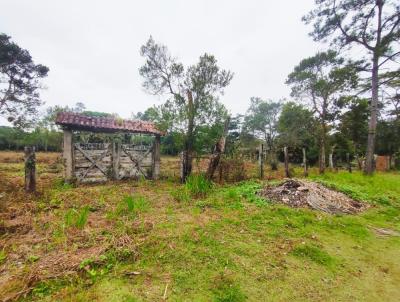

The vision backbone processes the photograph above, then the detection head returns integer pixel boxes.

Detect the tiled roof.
[55,112,164,135]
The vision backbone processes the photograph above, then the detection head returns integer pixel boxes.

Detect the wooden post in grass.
[284,146,290,178]
[302,147,308,177]
[63,129,74,182]
[346,153,352,173]
[24,146,36,192]
[259,143,264,179]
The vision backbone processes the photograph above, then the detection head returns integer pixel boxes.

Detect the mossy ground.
[0,152,399,301]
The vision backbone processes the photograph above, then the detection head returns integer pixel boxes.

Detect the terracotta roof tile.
[55,112,164,136]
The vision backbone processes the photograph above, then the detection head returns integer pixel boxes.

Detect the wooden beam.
[152,135,161,180]
[63,129,74,181]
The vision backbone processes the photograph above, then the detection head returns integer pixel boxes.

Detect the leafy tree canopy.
[0,33,49,127]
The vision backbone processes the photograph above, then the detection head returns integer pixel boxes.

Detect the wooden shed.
[56,112,164,183]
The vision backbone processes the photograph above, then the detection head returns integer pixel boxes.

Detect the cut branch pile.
[258,179,368,214]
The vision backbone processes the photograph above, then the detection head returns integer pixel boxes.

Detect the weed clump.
[113,195,150,218]
[64,206,90,229]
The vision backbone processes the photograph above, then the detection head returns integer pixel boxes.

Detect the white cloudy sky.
[1,0,321,124]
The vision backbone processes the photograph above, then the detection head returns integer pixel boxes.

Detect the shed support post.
[152,135,161,180]
[63,129,73,182]
[112,140,121,180]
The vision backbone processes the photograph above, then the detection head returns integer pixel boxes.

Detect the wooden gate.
[116,143,153,180]
[73,141,155,183]
[74,143,113,183]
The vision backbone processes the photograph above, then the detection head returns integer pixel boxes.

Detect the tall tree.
[139,37,233,181]
[243,97,282,169]
[277,102,317,150]
[337,97,370,160]
[303,0,400,174]
[286,51,358,173]
[0,33,49,127]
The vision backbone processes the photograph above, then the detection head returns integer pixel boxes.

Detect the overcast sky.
[1,0,321,124]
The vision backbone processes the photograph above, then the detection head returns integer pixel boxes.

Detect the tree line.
[0,0,399,177]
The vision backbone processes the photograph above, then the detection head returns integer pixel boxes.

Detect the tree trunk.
[181,91,195,183]
[355,154,362,170]
[206,117,230,180]
[365,56,379,175]
[302,147,308,177]
[269,148,278,171]
[24,146,36,193]
[319,133,326,174]
[329,153,334,170]
[284,146,290,178]
[346,153,352,173]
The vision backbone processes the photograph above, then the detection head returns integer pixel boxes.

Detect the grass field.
[0,151,399,301]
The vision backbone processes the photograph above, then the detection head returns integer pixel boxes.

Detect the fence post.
[346,153,352,173]
[259,144,264,179]
[24,146,36,192]
[302,147,308,177]
[284,146,290,178]
[63,129,74,182]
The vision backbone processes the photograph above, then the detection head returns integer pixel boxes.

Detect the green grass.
[291,244,337,268]
[6,170,400,302]
[310,171,400,205]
